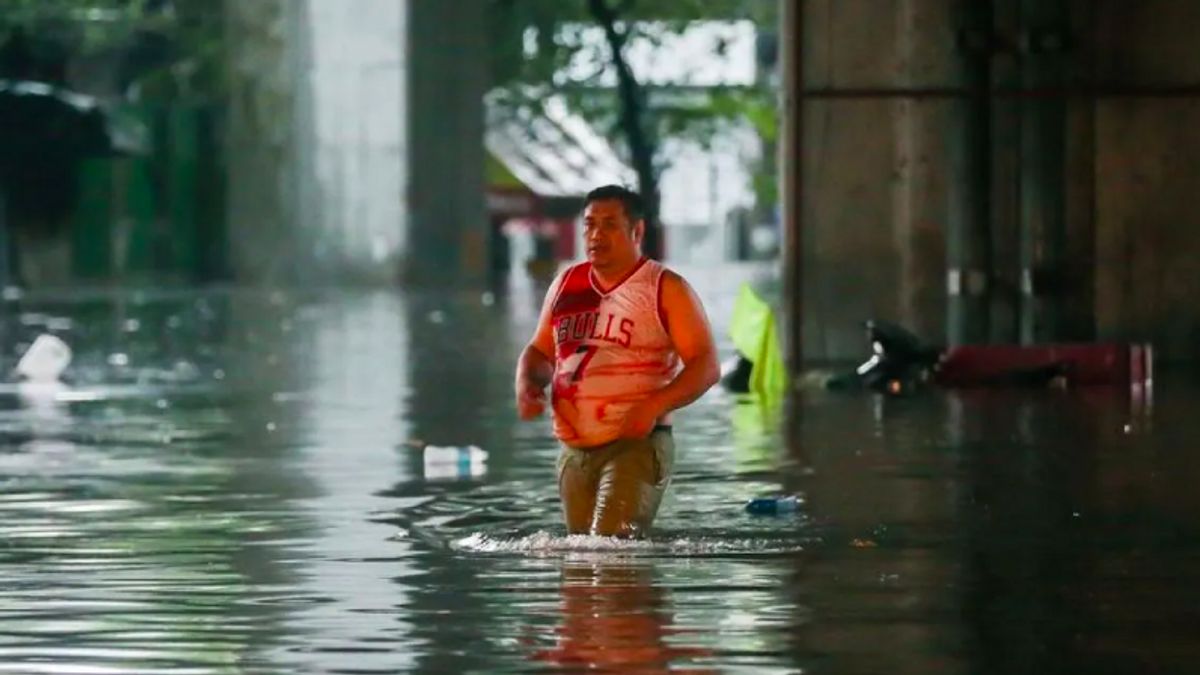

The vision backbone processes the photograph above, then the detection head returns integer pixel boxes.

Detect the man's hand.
[516,379,547,420]
[618,398,662,439]
[515,267,561,423]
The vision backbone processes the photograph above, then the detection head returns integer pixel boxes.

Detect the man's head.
[583,185,644,273]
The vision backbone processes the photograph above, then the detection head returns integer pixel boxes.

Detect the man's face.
[583,199,642,270]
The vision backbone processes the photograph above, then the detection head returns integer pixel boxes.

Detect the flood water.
[1,264,1197,674]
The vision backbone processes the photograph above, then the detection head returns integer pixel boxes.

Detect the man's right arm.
[514,272,563,420]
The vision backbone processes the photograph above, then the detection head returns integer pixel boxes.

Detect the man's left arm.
[620,271,720,438]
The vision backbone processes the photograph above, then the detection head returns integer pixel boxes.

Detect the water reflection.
[0,291,319,673]
[946,389,1096,675]
[528,558,715,673]
[403,289,520,478]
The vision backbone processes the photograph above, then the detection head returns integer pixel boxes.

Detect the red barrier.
[934,343,1153,387]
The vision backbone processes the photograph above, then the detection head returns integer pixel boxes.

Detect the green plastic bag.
[729,284,788,403]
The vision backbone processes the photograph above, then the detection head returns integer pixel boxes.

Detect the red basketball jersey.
[548,258,680,447]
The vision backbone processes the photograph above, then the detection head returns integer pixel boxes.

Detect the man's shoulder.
[645,258,690,277]
[649,262,688,290]
[544,261,589,291]
[540,261,594,314]
[654,265,707,315]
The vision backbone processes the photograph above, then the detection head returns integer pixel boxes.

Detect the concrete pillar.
[224,0,300,284]
[892,0,951,345]
[225,0,487,286]
[1061,0,1098,344]
[783,0,1200,363]
[1092,0,1200,361]
[405,0,488,287]
[989,0,1023,343]
[789,0,957,362]
[798,0,904,362]
[1017,0,1071,344]
[780,0,802,373]
[945,0,994,346]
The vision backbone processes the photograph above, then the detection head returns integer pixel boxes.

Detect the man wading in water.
[514,185,719,538]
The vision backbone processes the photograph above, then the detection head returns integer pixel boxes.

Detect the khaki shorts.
[556,426,675,538]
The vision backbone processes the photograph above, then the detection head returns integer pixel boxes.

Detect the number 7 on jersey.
[560,345,599,382]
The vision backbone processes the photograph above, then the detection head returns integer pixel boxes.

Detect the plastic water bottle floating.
[16,334,72,382]
[423,444,488,480]
[745,495,801,515]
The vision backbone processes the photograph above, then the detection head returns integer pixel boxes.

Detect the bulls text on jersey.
[555,311,634,348]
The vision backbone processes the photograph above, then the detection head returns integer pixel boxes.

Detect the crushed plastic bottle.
[16,334,72,382]
[745,495,800,515]
[14,335,72,414]
[423,444,488,480]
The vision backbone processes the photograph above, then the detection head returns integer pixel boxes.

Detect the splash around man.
[514,185,719,538]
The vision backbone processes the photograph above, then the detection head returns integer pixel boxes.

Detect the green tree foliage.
[0,0,223,103]
[488,0,779,241]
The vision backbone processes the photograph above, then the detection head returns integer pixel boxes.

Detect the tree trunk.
[586,0,663,259]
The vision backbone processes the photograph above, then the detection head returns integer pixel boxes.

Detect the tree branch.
[585,0,663,259]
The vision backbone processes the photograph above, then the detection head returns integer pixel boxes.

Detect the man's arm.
[514,273,562,419]
[621,271,720,437]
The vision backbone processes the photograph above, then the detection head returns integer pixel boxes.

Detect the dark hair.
[585,185,644,223]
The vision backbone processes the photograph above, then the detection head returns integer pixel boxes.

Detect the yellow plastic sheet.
[729,284,788,403]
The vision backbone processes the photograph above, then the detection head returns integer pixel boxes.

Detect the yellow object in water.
[729,284,788,402]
